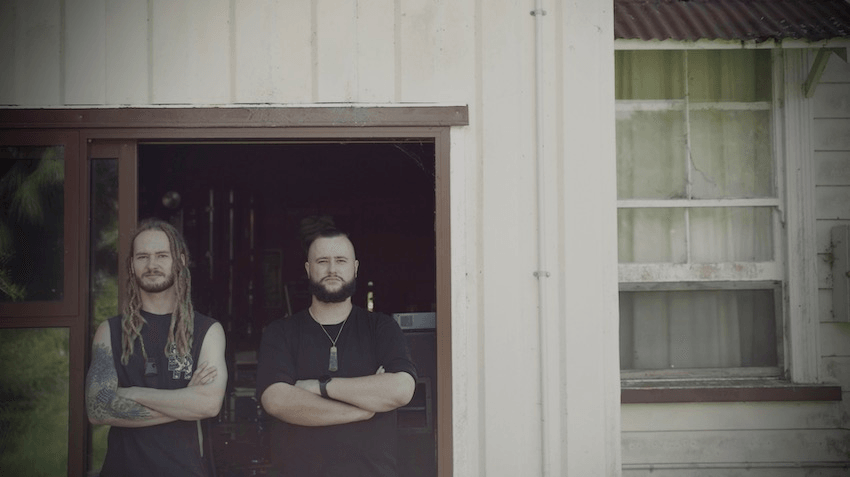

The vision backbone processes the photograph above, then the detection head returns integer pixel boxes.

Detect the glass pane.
[89,159,119,472]
[617,110,687,199]
[620,289,777,370]
[0,328,69,476]
[690,207,774,262]
[0,147,64,302]
[618,208,686,263]
[616,50,685,100]
[688,50,772,102]
[690,110,774,199]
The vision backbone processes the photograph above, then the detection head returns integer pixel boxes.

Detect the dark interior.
[138,141,438,476]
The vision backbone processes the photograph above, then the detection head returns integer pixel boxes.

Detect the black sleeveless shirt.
[99,310,216,477]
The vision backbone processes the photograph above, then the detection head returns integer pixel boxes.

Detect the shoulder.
[192,311,217,327]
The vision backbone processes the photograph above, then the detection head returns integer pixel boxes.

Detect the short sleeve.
[255,319,296,401]
[375,313,418,382]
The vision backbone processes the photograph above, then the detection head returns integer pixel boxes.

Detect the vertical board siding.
[150,0,231,104]
[5,0,63,105]
[233,0,312,103]
[315,0,358,102]
[66,0,106,105]
[477,0,540,475]
[104,0,149,104]
[355,0,395,103]
[0,1,17,105]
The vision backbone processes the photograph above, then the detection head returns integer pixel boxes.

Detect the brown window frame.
[0,106,466,477]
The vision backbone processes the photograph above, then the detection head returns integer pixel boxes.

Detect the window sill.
[621,379,842,404]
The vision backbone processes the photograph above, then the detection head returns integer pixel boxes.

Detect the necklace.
[312,309,347,372]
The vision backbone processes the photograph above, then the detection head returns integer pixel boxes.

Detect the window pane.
[0,328,69,476]
[616,50,685,100]
[690,207,774,262]
[617,110,688,200]
[620,290,777,370]
[89,159,119,472]
[618,208,687,263]
[688,50,772,102]
[690,110,774,199]
[0,147,64,302]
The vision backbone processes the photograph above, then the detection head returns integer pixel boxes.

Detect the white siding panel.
[816,186,850,220]
[10,0,62,105]
[820,51,850,83]
[233,0,311,103]
[150,0,230,104]
[104,0,148,104]
[817,219,850,252]
[821,322,850,356]
[823,356,850,385]
[65,0,106,104]
[623,401,847,432]
[622,429,850,465]
[397,0,473,103]
[315,0,357,102]
[479,1,539,475]
[0,1,16,104]
[818,254,832,289]
[813,83,850,119]
[813,118,850,151]
[355,1,394,103]
[815,152,850,185]
[820,289,834,322]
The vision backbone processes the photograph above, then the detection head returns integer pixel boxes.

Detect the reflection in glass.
[89,159,119,473]
[0,147,65,302]
[618,208,687,263]
[620,289,777,370]
[690,207,774,262]
[0,328,69,476]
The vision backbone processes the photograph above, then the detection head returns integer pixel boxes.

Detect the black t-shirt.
[256,306,417,477]
[99,310,217,477]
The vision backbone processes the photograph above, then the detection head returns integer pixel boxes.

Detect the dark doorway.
[137,141,438,476]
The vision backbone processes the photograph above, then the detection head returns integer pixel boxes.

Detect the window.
[616,50,784,379]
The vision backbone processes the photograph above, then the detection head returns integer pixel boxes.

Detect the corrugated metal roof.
[614,0,850,42]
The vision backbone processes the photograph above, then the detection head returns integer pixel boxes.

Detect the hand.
[188,361,217,387]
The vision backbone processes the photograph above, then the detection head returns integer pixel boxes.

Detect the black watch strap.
[319,375,332,399]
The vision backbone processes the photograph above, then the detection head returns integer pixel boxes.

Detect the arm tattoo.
[86,344,153,421]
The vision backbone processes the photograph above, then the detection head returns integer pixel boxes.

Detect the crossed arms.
[85,320,227,427]
[260,367,415,427]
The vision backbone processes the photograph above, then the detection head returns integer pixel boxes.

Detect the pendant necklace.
[313,309,347,372]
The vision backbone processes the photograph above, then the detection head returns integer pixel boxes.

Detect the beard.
[136,271,176,293]
[309,276,357,303]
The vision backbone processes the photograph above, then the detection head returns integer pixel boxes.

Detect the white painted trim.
[615,38,850,51]
[619,262,784,283]
[617,198,781,208]
[782,49,821,383]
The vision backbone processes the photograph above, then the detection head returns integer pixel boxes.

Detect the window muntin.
[616,49,781,376]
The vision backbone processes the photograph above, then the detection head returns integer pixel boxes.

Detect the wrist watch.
[319,375,332,399]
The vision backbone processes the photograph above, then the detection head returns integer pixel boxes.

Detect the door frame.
[0,105,466,477]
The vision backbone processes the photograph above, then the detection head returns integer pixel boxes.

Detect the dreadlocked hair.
[120,218,195,366]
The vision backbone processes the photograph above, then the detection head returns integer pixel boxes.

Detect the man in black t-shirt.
[257,228,417,477]
[85,219,227,477]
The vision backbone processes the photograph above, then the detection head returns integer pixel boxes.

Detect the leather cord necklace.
[312,309,347,372]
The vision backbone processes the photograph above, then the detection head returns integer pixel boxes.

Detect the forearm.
[121,385,223,421]
[87,385,176,427]
[306,372,415,413]
[261,382,374,427]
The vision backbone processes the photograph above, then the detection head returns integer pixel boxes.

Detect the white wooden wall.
[621,51,850,476]
[0,1,621,476]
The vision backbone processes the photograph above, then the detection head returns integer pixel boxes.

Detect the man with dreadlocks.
[85,219,227,477]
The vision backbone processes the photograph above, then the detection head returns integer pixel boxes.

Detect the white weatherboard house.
[0,1,849,476]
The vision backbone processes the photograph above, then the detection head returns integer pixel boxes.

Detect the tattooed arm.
[85,321,175,427]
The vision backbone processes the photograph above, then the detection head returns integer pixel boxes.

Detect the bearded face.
[132,230,178,294]
[309,275,357,303]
